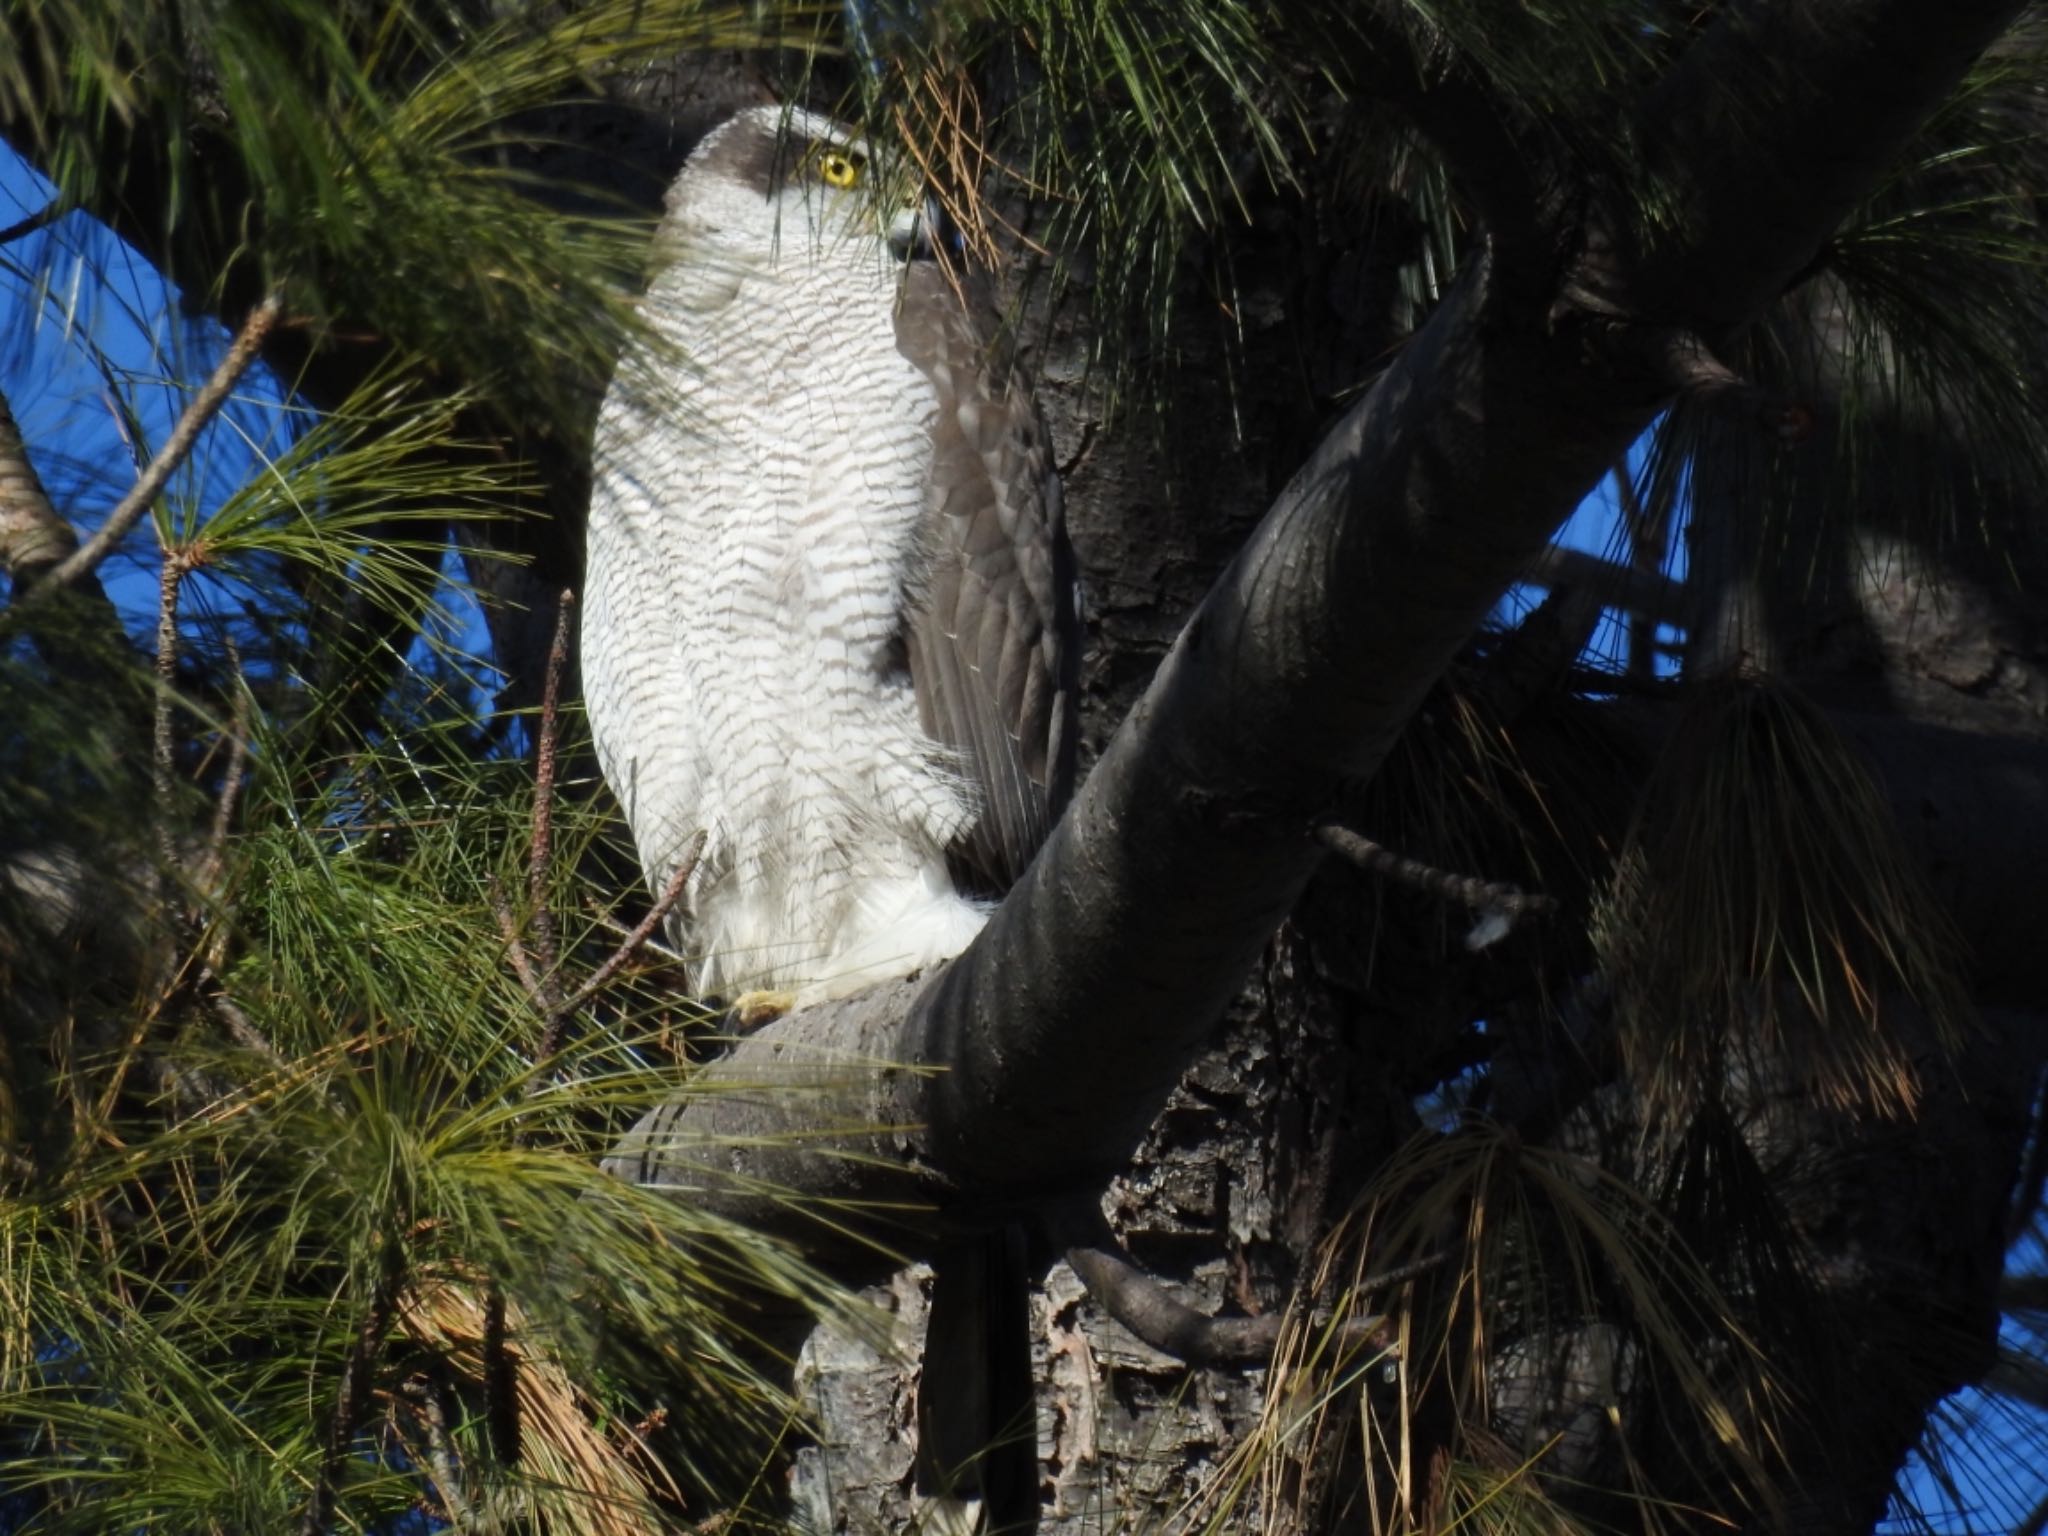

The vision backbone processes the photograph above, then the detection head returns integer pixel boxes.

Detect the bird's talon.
[730,989,797,1030]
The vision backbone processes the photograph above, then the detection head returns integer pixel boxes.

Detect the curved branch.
[612,0,2026,1264]
[30,292,281,597]
[1061,1237,1419,1372]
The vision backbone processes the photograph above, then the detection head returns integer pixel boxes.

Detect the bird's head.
[666,104,939,274]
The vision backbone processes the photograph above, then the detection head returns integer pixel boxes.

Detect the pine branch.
[1346,6,1548,268]
[402,1374,475,1528]
[199,967,286,1065]
[29,291,282,597]
[482,1283,520,1467]
[199,641,252,896]
[301,1252,404,1536]
[152,554,186,882]
[526,589,574,987]
[613,0,2026,1248]
[489,877,547,1007]
[0,198,63,245]
[1314,822,1557,938]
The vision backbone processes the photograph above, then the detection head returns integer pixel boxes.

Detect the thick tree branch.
[1611,0,2023,334]
[1058,1222,1433,1371]
[0,387,118,626]
[611,0,2027,1253]
[1062,1242,1333,1369]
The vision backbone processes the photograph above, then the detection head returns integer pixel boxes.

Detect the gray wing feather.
[896,263,1079,895]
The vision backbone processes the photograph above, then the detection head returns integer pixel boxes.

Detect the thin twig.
[556,834,702,1022]
[526,590,575,986]
[0,199,64,246]
[1359,1251,1450,1295]
[300,1255,403,1536]
[34,292,282,595]
[201,638,252,892]
[1315,823,1557,927]
[489,876,547,1007]
[199,969,286,1065]
[501,850,689,1070]
[402,1374,474,1528]
[153,554,186,883]
[578,901,688,964]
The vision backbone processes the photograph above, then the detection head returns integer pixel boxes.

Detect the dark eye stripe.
[745,123,873,197]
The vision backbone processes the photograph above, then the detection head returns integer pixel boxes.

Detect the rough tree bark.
[6,1,2047,1531]
[592,2,2046,1529]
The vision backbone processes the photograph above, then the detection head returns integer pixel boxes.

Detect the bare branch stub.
[1314,823,1557,926]
[526,589,576,985]
[489,875,548,1013]
[1653,328,1814,443]
[299,1255,403,1536]
[1064,1239,1391,1370]
[556,831,702,1024]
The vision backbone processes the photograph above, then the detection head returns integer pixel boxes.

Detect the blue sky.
[3,146,496,692]
[4,134,2043,1534]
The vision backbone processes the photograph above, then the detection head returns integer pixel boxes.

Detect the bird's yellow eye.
[815,150,863,189]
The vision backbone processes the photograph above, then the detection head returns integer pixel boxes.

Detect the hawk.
[581,104,1078,1531]
[582,103,1077,1005]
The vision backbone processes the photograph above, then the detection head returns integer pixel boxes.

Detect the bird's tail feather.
[917,1225,1038,1534]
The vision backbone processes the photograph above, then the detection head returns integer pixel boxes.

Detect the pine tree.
[3,3,2047,1532]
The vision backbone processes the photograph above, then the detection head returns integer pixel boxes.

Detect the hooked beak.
[887,194,949,263]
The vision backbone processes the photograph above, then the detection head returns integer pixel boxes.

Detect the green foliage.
[1593,676,1969,1120]
[2,0,831,423]
[0,646,851,1530]
[1208,1124,1789,1536]
[164,368,511,606]
[851,0,1701,409]
[1636,23,2048,583]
